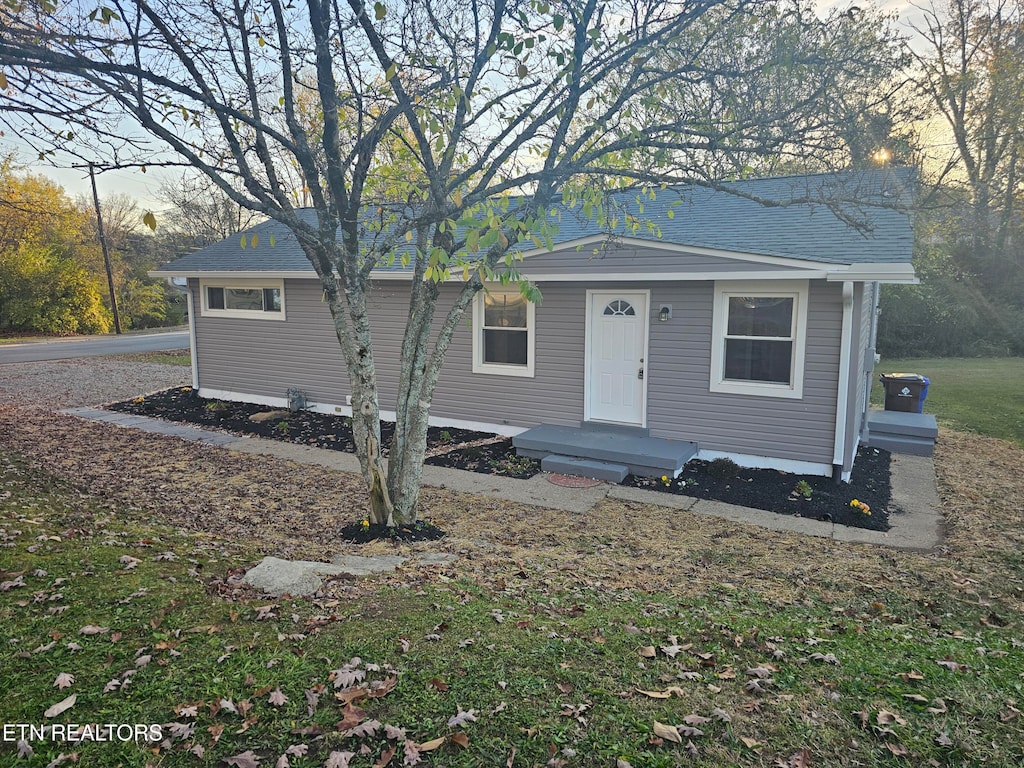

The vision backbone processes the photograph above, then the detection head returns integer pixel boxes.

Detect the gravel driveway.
[0,356,189,409]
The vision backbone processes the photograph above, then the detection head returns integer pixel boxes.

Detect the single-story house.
[152,169,916,482]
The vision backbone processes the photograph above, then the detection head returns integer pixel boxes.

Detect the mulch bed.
[106,387,541,479]
[106,387,893,531]
[339,520,447,544]
[623,446,893,531]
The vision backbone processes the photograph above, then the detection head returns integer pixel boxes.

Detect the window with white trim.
[710,280,808,398]
[472,289,535,377]
[199,279,285,320]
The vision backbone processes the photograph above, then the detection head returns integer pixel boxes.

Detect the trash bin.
[880,373,930,413]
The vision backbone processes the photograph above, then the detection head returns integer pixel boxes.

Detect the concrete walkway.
[64,407,944,551]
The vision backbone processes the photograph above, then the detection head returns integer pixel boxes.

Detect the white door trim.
[583,289,650,427]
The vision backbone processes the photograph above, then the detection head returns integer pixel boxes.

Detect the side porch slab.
[866,409,938,457]
[513,423,697,479]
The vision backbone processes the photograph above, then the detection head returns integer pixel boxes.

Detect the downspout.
[186,284,199,390]
[831,282,855,482]
[860,281,881,445]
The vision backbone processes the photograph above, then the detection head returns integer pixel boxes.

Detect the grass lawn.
[3,409,1024,766]
[111,349,193,366]
[873,357,1024,446]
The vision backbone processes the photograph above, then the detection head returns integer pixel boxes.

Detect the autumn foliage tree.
[0,158,111,334]
[0,0,903,523]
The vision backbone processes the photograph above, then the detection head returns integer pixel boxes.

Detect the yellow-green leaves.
[89,6,120,24]
[374,2,386,20]
[142,211,157,231]
[250,234,259,248]
[240,234,248,250]
[0,72,7,90]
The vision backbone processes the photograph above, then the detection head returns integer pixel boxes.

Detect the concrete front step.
[541,455,629,483]
[867,434,935,457]
[513,423,697,478]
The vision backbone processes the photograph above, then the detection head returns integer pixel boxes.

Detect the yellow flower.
[361,519,369,527]
[850,499,859,507]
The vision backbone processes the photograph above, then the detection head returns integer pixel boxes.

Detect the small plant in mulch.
[707,457,739,479]
[339,519,446,544]
[792,479,813,500]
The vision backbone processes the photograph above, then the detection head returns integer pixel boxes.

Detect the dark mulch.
[423,438,540,479]
[107,387,892,531]
[107,387,526,466]
[623,446,894,531]
[339,520,447,544]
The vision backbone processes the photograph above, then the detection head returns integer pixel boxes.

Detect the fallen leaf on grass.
[935,659,967,672]
[876,710,907,726]
[639,646,657,658]
[897,670,925,682]
[224,750,261,767]
[450,733,469,749]
[926,698,948,714]
[740,736,762,751]
[373,745,396,767]
[637,686,685,699]
[903,694,929,704]
[417,736,446,751]
[885,742,909,756]
[78,624,109,635]
[43,694,76,718]
[935,731,953,747]
[268,688,288,706]
[652,721,681,744]
[325,751,355,768]
[447,708,477,728]
[53,672,74,689]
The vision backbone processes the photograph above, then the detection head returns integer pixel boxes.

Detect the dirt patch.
[0,407,966,608]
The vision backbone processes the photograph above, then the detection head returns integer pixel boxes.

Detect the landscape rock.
[249,410,291,423]
[243,554,407,596]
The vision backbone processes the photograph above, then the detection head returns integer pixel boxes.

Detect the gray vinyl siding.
[191,277,845,466]
[521,244,806,276]
[646,281,840,464]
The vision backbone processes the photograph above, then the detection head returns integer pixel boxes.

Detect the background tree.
[874,0,1024,359]
[0,0,905,524]
[0,157,111,334]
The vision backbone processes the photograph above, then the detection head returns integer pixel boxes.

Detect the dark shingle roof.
[153,168,914,275]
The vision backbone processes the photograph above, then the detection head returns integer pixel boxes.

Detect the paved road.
[0,329,189,364]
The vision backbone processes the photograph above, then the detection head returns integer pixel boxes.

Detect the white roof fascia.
[824,263,918,284]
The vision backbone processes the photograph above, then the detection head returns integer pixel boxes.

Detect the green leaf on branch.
[374,2,386,20]
[142,211,157,231]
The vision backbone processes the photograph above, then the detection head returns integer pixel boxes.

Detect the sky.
[0,0,932,212]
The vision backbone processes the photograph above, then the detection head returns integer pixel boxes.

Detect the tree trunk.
[387,279,482,522]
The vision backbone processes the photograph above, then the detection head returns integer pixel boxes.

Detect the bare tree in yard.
[912,0,1024,250]
[0,0,901,525]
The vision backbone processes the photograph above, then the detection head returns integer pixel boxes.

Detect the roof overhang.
[149,236,916,285]
[148,269,316,279]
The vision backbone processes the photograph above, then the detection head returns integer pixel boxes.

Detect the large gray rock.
[243,554,407,596]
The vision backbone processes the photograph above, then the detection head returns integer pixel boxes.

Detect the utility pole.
[88,163,122,334]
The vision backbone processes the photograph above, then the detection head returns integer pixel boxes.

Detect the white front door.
[586,291,648,426]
